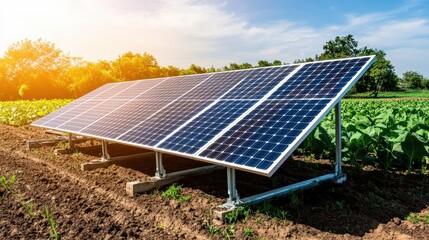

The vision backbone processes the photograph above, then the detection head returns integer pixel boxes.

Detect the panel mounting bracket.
[154,152,167,179]
[101,140,111,161]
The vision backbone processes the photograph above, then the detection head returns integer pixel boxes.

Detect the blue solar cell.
[81,100,170,139]
[269,58,370,100]
[32,84,118,126]
[180,70,252,100]
[135,74,209,100]
[118,100,213,146]
[56,99,129,132]
[158,100,256,154]
[222,65,298,99]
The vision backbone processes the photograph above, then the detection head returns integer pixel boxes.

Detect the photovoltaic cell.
[117,100,214,146]
[180,70,252,100]
[222,65,298,100]
[32,84,117,126]
[81,100,170,139]
[56,99,129,132]
[158,100,257,154]
[109,78,167,100]
[269,57,370,100]
[135,74,209,100]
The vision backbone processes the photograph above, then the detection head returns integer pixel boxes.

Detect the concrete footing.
[126,165,223,196]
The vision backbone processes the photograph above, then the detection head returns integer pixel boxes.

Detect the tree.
[257,60,272,67]
[294,57,314,63]
[272,60,282,66]
[318,34,359,60]
[0,39,71,100]
[65,60,116,98]
[160,65,180,77]
[111,52,162,80]
[401,71,425,89]
[356,47,398,97]
[317,35,398,97]
[180,64,207,75]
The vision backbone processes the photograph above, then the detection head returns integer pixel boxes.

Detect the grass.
[21,199,37,218]
[206,222,220,236]
[407,213,421,223]
[162,184,191,202]
[243,227,254,237]
[347,89,429,99]
[0,174,16,191]
[42,204,61,240]
[224,206,251,224]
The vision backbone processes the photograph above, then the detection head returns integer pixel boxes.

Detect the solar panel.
[32,56,375,176]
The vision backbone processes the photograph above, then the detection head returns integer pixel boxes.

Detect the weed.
[72,150,82,158]
[56,141,69,149]
[289,193,303,208]
[244,227,254,237]
[224,206,251,224]
[257,202,288,220]
[254,217,264,224]
[222,225,235,240]
[0,174,16,191]
[157,223,165,229]
[327,200,346,212]
[181,195,191,202]
[206,222,220,236]
[42,205,60,240]
[423,214,429,224]
[21,199,37,218]
[162,184,191,202]
[406,213,421,223]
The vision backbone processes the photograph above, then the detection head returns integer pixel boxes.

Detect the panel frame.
[31,56,376,177]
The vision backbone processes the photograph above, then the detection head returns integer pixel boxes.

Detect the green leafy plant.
[224,206,251,224]
[423,214,429,224]
[406,213,421,223]
[0,99,71,127]
[206,222,220,236]
[0,174,16,191]
[222,225,235,240]
[42,205,60,240]
[21,199,37,218]
[162,184,191,202]
[256,202,288,220]
[244,227,254,237]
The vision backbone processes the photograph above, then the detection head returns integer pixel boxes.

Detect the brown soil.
[1,124,428,239]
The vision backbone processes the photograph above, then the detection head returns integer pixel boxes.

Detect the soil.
[1,123,429,239]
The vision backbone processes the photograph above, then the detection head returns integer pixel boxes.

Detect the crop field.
[0,99,71,126]
[304,99,429,172]
[1,98,429,239]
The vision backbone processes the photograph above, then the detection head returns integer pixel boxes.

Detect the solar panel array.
[32,56,375,176]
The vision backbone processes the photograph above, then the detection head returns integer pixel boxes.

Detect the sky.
[0,0,428,76]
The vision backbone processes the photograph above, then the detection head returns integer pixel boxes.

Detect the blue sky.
[1,0,428,76]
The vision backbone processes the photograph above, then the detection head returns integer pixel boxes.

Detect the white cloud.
[0,0,428,76]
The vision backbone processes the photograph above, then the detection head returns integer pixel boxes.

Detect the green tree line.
[0,37,427,100]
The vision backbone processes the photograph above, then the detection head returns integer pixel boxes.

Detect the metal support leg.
[155,152,166,179]
[68,133,75,150]
[101,140,111,161]
[225,168,240,208]
[334,102,346,183]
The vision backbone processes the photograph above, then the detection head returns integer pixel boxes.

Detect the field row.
[1,99,428,172]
